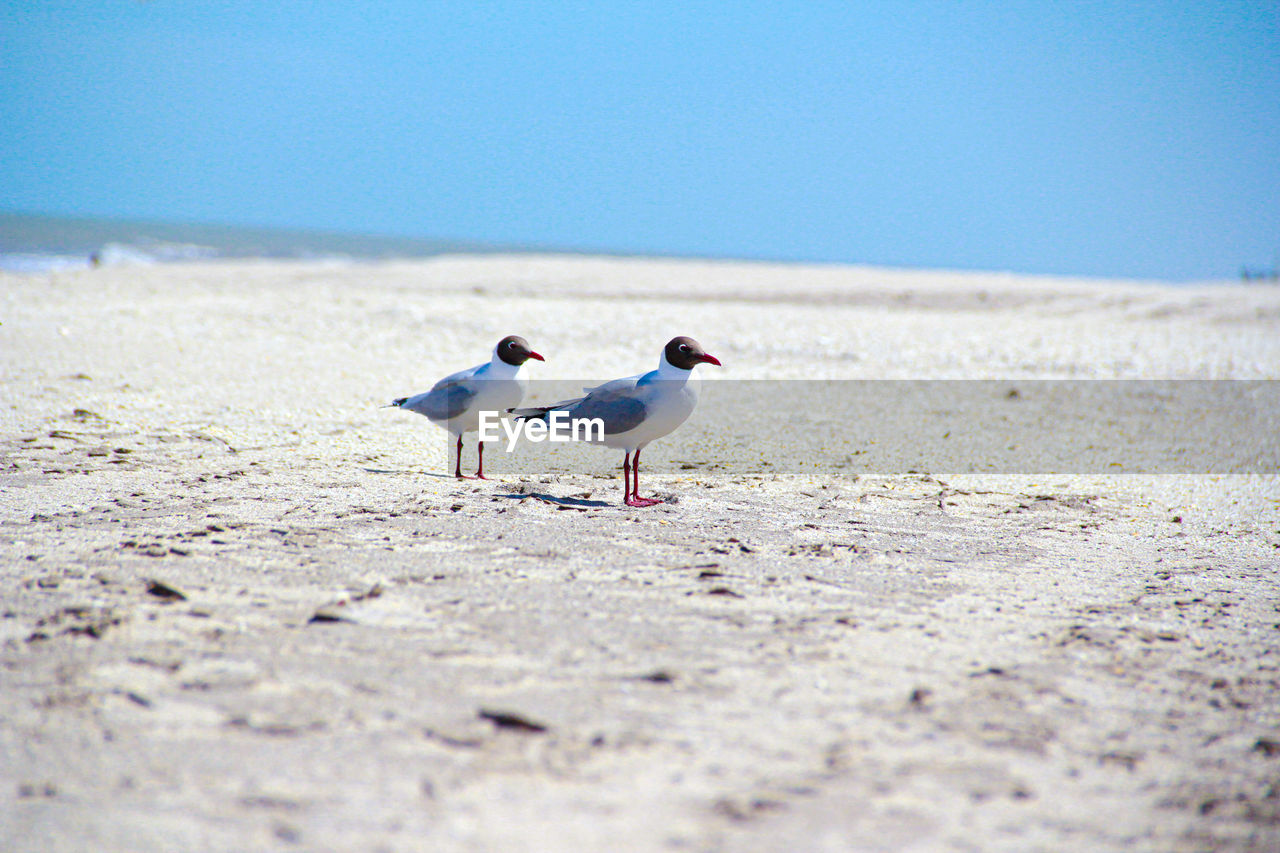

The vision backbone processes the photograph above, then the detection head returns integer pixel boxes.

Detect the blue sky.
[2,2,1277,280]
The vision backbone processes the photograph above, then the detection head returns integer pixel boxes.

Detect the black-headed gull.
[510,336,720,507]
[389,335,544,479]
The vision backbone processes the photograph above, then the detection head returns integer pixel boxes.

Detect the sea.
[4,211,1272,284]
[0,211,518,274]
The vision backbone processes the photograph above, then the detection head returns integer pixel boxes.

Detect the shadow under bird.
[388,335,544,478]
[509,336,721,507]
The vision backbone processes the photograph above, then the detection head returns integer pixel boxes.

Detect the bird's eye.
[508,341,517,348]
[679,344,690,352]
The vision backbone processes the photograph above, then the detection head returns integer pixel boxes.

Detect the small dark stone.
[124,691,152,708]
[308,610,350,624]
[638,670,675,684]
[479,709,548,733]
[1253,738,1280,758]
[146,580,187,601]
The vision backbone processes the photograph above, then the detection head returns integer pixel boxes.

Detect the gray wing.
[398,378,477,421]
[565,380,648,435]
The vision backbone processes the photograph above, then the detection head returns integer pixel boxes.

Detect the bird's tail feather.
[385,397,408,409]
[507,397,584,421]
[506,405,554,422]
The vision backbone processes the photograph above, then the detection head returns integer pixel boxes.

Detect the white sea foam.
[0,252,89,273]
[0,212,508,273]
[0,241,221,274]
[97,241,219,265]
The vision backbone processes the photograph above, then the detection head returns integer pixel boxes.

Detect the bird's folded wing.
[568,384,649,435]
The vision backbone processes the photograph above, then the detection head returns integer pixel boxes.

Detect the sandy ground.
[2,255,1279,852]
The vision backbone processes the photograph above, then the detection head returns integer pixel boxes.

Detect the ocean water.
[0,212,514,273]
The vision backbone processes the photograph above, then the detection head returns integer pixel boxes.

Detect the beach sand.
[2,256,1279,851]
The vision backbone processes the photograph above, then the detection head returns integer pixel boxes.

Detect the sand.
[2,255,1279,851]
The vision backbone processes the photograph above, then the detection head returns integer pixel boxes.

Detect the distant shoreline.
[0,210,516,273]
[0,209,1255,285]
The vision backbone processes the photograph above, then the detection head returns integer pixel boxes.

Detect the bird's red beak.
[699,353,722,367]
[528,351,545,362]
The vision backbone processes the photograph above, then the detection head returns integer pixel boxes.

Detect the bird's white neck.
[487,348,524,378]
[656,352,694,382]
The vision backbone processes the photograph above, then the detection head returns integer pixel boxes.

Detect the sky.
[1,1,1278,280]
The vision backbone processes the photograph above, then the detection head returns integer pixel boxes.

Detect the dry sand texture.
[2,256,1280,851]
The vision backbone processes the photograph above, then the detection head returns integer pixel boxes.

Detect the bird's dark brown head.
[496,335,544,366]
[664,336,722,370]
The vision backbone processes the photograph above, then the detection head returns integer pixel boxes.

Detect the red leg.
[454,434,466,479]
[622,452,633,502]
[625,447,663,507]
[474,440,488,479]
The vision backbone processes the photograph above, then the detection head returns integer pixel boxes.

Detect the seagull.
[389,335,544,479]
[509,336,720,507]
